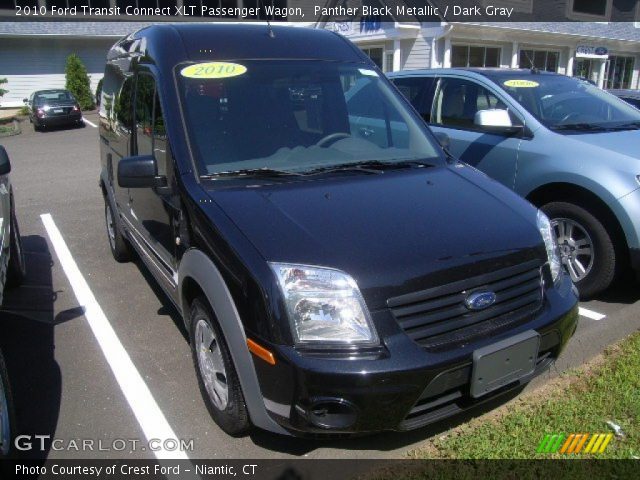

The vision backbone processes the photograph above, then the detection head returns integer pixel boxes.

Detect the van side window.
[391,77,436,123]
[432,78,507,129]
[153,92,168,177]
[134,73,169,177]
[135,74,155,157]
[344,79,409,149]
[116,76,134,133]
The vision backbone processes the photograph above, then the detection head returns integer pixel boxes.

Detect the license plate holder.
[53,108,63,113]
[470,330,540,398]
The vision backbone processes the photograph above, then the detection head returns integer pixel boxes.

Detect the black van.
[98,24,578,436]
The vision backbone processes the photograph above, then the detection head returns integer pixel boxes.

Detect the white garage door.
[0,36,116,107]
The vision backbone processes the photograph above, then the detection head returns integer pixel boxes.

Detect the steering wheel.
[559,112,585,124]
[316,132,351,147]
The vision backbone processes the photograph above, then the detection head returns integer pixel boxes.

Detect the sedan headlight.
[537,210,561,282]
[269,263,378,346]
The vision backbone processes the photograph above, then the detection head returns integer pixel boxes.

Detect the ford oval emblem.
[465,291,496,311]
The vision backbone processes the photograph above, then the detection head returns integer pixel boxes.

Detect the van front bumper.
[252,273,578,436]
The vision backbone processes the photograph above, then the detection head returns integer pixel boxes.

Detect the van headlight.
[537,210,561,282]
[269,263,378,346]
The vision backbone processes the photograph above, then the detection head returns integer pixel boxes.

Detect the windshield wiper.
[606,121,640,131]
[550,123,607,132]
[202,167,303,179]
[306,159,436,175]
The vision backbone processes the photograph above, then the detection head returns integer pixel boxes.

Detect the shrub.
[65,54,95,110]
[0,77,7,98]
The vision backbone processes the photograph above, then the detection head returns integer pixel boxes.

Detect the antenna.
[259,0,276,38]
[521,49,539,73]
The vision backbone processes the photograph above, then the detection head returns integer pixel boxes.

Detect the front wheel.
[189,297,251,436]
[0,351,15,459]
[542,201,615,299]
[103,196,131,263]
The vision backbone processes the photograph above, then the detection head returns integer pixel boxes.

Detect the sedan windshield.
[177,60,442,176]
[485,72,640,131]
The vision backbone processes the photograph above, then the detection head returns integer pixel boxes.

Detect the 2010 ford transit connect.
[98,24,578,436]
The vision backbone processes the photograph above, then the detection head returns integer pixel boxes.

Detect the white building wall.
[402,34,431,70]
[0,36,115,107]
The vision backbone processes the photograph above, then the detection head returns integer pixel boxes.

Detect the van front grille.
[388,260,544,349]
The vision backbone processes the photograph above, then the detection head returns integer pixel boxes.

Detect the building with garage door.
[0,19,152,107]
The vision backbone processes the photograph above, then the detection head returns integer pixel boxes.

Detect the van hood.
[561,129,640,159]
[204,167,546,310]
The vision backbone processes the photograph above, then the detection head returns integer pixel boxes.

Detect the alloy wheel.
[552,217,594,282]
[195,319,229,411]
[105,203,116,250]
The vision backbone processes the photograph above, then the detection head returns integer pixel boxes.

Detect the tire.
[189,297,251,436]
[6,210,26,288]
[103,195,132,263]
[0,351,15,459]
[542,201,615,299]
[33,123,40,132]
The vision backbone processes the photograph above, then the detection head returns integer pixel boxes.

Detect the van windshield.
[177,60,443,176]
[484,72,640,132]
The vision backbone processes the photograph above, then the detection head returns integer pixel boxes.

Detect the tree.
[65,54,94,110]
[0,77,7,98]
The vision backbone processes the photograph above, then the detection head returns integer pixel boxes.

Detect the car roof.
[608,89,640,98]
[35,89,70,94]
[387,67,562,80]
[113,23,367,67]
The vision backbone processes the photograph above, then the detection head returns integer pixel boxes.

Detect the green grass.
[408,332,640,461]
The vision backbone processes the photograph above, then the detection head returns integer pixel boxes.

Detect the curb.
[0,119,21,138]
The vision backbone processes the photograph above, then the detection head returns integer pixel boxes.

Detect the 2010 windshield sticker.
[180,62,247,79]
[503,79,539,88]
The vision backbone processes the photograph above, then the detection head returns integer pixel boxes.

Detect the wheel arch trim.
[525,180,636,252]
[178,248,290,435]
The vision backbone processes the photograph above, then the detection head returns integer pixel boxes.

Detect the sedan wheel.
[542,201,616,299]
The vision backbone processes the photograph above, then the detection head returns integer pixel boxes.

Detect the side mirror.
[433,131,450,151]
[474,109,523,134]
[22,98,28,104]
[118,155,166,188]
[0,146,11,176]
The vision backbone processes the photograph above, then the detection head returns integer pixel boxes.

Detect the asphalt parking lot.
[1,112,639,461]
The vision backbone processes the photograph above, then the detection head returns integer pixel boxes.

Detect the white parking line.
[40,213,188,460]
[579,306,607,321]
[82,117,97,128]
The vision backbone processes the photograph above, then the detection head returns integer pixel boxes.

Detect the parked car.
[608,89,640,109]
[0,145,25,458]
[24,89,83,131]
[99,25,578,437]
[389,69,640,298]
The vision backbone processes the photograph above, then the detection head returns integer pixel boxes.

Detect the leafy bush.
[0,77,7,98]
[18,105,30,116]
[65,54,95,110]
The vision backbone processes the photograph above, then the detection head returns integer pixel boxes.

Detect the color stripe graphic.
[537,433,613,454]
